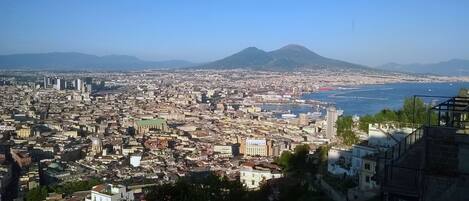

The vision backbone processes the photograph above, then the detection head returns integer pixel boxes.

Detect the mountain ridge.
[196,44,368,71]
[0,52,196,70]
[376,59,469,76]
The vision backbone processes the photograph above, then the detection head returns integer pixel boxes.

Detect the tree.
[316,145,330,174]
[336,116,359,146]
[26,186,48,201]
[358,114,374,133]
[276,151,293,170]
[146,173,250,201]
[357,97,436,133]
[276,144,317,177]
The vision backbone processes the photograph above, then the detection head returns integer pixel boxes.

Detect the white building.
[75,78,84,92]
[240,165,283,189]
[368,124,413,150]
[63,130,78,138]
[359,155,379,190]
[56,78,65,90]
[85,184,134,201]
[245,138,267,156]
[350,143,378,175]
[213,145,234,157]
[326,106,338,139]
[327,147,353,176]
[130,154,142,167]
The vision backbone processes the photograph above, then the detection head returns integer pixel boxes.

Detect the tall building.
[326,106,338,139]
[84,77,92,85]
[75,78,83,92]
[43,77,48,88]
[91,137,103,155]
[55,78,65,90]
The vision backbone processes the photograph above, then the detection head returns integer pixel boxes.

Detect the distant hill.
[376,59,469,76]
[196,44,369,71]
[0,52,195,70]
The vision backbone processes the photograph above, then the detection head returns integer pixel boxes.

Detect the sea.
[262,82,469,117]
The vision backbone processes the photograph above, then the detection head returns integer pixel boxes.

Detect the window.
[365,163,370,170]
[252,180,255,185]
[366,176,370,183]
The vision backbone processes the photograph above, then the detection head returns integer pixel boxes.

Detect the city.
[1,1,469,201]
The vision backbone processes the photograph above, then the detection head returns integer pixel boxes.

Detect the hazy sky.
[1,0,468,66]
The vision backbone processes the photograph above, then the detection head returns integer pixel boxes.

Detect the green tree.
[50,178,101,196]
[357,97,436,133]
[146,173,250,201]
[336,116,359,146]
[358,114,375,133]
[26,186,48,201]
[276,151,293,170]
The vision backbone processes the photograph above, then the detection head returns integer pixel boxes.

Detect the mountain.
[0,52,195,70]
[376,59,469,76]
[196,44,368,71]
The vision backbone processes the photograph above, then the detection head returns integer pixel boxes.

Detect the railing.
[383,127,423,162]
[431,96,469,129]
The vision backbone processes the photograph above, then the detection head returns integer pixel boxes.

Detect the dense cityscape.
[2,1,469,201]
[0,68,467,201]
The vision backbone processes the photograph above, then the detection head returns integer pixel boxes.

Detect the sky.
[1,0,468,66]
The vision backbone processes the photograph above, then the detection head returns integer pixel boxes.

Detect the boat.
[281,114,297,119]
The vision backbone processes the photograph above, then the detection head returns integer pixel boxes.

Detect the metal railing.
[383,127,424,162]
[431,96,469,129]
[379,127,425,199]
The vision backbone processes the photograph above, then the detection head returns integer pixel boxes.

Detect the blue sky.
[1,0,468,66]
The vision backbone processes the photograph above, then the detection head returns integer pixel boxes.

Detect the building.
[91,137,103,156]
[130,154,142,167]
[55,78,65,90]
[16,127,31,138]
[19,164,39,191]
[85,184,134,201]
[326,106,338,139]
[135,118,167,134]
[63,130,78,138]
[245,138,267,156]
[240,163,283,189]
[350,142,378,176]
[359,154,379,191]
[10,149,32,168]
[43,77,49,88]
[213,145,235,157]
[368,124,412,150]
[75,78,83,92]
[327,146,353,175]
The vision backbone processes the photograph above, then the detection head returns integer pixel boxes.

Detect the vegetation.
[322,174,356,193]
[26,178,101,201]
[26,186,48,201]
[276,144,317,176]
[336,116,360,146]
[49,178,101,195]
[146,174,250,201]
[253,177,330,201]
[147,145,331,201]
[336,97,436,145]
[357,97,437,133]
